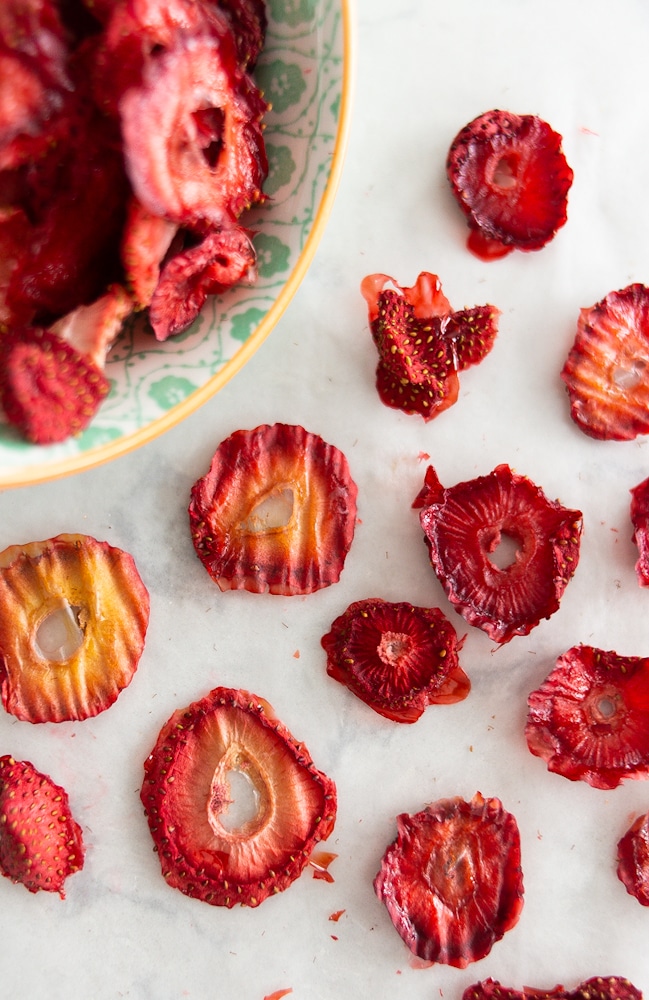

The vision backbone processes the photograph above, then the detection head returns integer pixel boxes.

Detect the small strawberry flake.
[329,909,345,922]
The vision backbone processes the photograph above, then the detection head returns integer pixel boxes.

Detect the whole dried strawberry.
[630,476,649,587]
[0,755,84,896]
[416,464,582,644]
[463,978,643,1000]
[526,645,649,789]
[561,284,649,441]
[374,792,524,967]
[617,810,649,906]
[189,423,358,595]
[0,533,150,723]
[446,109,573,260]
[141,686,337,907]
[321,597,469,723]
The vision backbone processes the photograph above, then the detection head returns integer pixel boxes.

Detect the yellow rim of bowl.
[3,0,355,491]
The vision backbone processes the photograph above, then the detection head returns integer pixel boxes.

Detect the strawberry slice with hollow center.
[374,792,524,968]
[617,810,649,906]
[525,645,649,790]
[446,109,573,258]
[189,423,358,595]
[140,686,337,907]
[321,597,469,723]
[463,978,643,1000]
[0,755,84,896]
[417,464,582,644]
[561,283,649,441]
[0,534,150,723]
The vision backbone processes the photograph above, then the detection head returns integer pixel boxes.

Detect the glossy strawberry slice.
[0,755,84,896]
[561,284,649,441]
[321,597,469,723]
[617,810,649,906]
[120,34,268,228]
[0,327,111,445]
[189,423,358,595]
[0,534,150,723]
[417,464,582,644]
[463,978,643,1000]
[445,305,500,370]
[446,109,573,259]
[630,476,649,587]
[526,645,649,789]
[148,224,256,340]
[140,686,337,907]
[374,792,524,967]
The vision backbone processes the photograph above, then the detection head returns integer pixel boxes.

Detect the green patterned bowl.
[0,0,353,488]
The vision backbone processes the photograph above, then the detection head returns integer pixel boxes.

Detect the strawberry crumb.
[329,909,345,922]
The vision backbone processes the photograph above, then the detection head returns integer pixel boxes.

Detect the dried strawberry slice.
[120,34,268,228]
[630,476,649,587]
[0,327,111,445]
[617,810,649,906]
[0,534,150,723]
[464,978,643,1000]
[50,283,134,370]
[321,598,469,723]
[0,755,84,896]
[214,0,268,69]
[189,423,358,596]
[140,686,337,907]
[120,198,179,310]
[526,645,649,789]
[445,305,501,370]
[417,464,582,644]
[374,792,524,967]
[148,224,256,340]
[446,109,573,259]
[561,284,649,441]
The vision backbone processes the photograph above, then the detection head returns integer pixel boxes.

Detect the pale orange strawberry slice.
[0,534,150,723]
[0,755,84,896]
[189,423,358,595]
[140,686,337,907]
[374,792,524,967]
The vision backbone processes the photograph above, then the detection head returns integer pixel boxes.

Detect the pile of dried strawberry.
[0,0,269,444]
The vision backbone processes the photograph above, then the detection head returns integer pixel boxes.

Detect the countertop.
[2,1,649,998]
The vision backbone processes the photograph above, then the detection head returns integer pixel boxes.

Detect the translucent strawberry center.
[585,686,623,728]
[34,601,85,661]
[613,358,648,390]
[240,488,295,533]
[208,747,268,837]
[490,153,519,190]
[424,834,476,910]
[377,631,412,666]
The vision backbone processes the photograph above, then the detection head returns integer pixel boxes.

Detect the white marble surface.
[3,1,649,997]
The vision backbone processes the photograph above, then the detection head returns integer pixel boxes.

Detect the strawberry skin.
[630,476,649,587]
[0,755,84,896]
[464,978,643,1000]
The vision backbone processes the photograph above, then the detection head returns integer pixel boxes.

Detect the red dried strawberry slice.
[214,0,267,69]
[464,978,643,1000]
[0,327,111,445]
[445,305,501,370]
[360,271,452,325]
[630,476,649,587]
[446,109,573,259]
[526,645,649,789]
[374,792,524,967]
[0,755,84,896]
[120,34,268,228]
[617,810,649,906]
[50,283,134,370]
[0,533,150,723]
[417,464,582,644]
[121,198,179,310]
[561,284,649,441]
[321,597,469,723]
[149,224,256,340]
[189,423,358,595]
[140,686,337,907]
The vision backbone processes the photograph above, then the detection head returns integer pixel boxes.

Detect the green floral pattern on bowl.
[0,0,350,486]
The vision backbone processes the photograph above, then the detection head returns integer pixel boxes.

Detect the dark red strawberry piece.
[149,224,256,340]
[417,464,582,644]
[630,476,649,587]
[140,685,337,907]
[0,755,84,896]
[0,327,110,445]
[120,33,268,229]
[525,645,649,789]
[321,597,469,723]
[445,304,500,370]
[374,792,524,967]
[189,423,358,596]
[464,978,643,1000]
[447,109,573,259]
[0,533,149,723]
[213,0,267,69]
[617,810,649,906]
[561,284,649,441]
